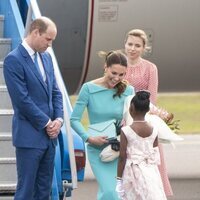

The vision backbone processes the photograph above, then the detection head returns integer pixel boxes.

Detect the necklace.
[133,120,147,123]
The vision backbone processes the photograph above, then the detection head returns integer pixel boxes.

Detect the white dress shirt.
[22,40,46,81]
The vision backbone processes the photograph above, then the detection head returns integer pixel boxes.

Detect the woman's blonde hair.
[124,29,151,53]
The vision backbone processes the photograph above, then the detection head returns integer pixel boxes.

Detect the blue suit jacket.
[3,44,63,148]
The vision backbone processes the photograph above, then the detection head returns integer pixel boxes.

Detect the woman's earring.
[104,67,107,76]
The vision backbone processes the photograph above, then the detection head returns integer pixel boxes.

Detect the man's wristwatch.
[56,118,64,126]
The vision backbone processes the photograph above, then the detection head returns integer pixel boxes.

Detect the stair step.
[0,15,4,38]
[0,131,12,136]
[0,196,15,200]
[0,134,12,140]
[0,61,5,85]
[0,182,16,194]
[0,157,16,164]
[0,135,15,158]
[0,38,11,61]
[0,109,14,115]
[0,109,13,133]
[0,86,12,109]
[0,85,6,89]
[0,158,17,183]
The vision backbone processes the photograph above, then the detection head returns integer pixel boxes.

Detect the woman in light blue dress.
[70,50,134,200]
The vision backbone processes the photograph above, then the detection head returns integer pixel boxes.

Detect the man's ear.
[32,28,39,35]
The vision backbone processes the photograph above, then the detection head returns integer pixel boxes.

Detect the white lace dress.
[121,126,167,200]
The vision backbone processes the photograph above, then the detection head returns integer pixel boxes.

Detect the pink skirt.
[158,143,173,196]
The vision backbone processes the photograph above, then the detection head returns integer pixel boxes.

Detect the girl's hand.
[87,136,109,146]
[116,179,125,199]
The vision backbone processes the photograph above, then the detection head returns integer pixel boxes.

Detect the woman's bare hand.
[87,136,109,146]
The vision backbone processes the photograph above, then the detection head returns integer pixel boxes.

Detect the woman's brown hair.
[98,50,128,97]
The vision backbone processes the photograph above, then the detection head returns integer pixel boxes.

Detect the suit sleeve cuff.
[45,119,51,127]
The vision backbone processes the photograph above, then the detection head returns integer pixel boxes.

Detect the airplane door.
[37,0,89,94]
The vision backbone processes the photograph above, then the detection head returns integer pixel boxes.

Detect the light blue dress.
[70,82,134,200]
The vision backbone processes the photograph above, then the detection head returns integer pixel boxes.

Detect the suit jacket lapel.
[19,45,49,95]
[39,53,51,93]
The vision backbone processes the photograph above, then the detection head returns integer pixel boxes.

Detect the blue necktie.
[34,52,43,79]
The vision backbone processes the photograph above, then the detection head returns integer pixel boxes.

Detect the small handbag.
[99,136,120,162]
[87,119,117,139]
[88,120,122,162]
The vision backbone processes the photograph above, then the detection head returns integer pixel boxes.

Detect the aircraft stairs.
[0,14,16,200]
[0,1,86,199]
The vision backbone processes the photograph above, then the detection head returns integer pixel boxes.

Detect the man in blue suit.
[3,16,63,200]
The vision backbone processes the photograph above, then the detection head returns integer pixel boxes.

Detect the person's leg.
[14,147,44,200]
[158,143,173,196]
[87,145,119,200]
[33,142,55,200]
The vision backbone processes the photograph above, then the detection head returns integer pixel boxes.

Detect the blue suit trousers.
[14,142,55,200]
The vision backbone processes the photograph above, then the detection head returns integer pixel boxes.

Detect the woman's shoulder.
[141,58,157,69]
[124,83,135,95]
[81,81,108,94]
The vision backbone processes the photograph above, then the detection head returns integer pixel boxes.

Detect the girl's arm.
[117,130,127,178]
[153,136,158,147]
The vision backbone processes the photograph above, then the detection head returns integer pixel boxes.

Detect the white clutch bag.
[99,136,120,162]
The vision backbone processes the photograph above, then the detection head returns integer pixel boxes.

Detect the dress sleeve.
[148,64,158,104]
[123,95,134,125]
[70,84,89,142]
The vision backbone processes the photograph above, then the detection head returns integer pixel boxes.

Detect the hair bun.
[136,90,150,100]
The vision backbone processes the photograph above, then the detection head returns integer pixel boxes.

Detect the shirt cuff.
[56,117,64,126]
[45,119,51,127]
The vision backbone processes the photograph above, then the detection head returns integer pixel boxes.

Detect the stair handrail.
[24,0,78,189]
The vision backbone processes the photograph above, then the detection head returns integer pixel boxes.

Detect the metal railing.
[25,0,78,191]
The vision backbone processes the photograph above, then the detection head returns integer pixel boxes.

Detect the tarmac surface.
[72,134,200,200]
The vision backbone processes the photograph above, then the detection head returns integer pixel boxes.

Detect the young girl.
[124,29,173,196]
[116,91,167,200]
